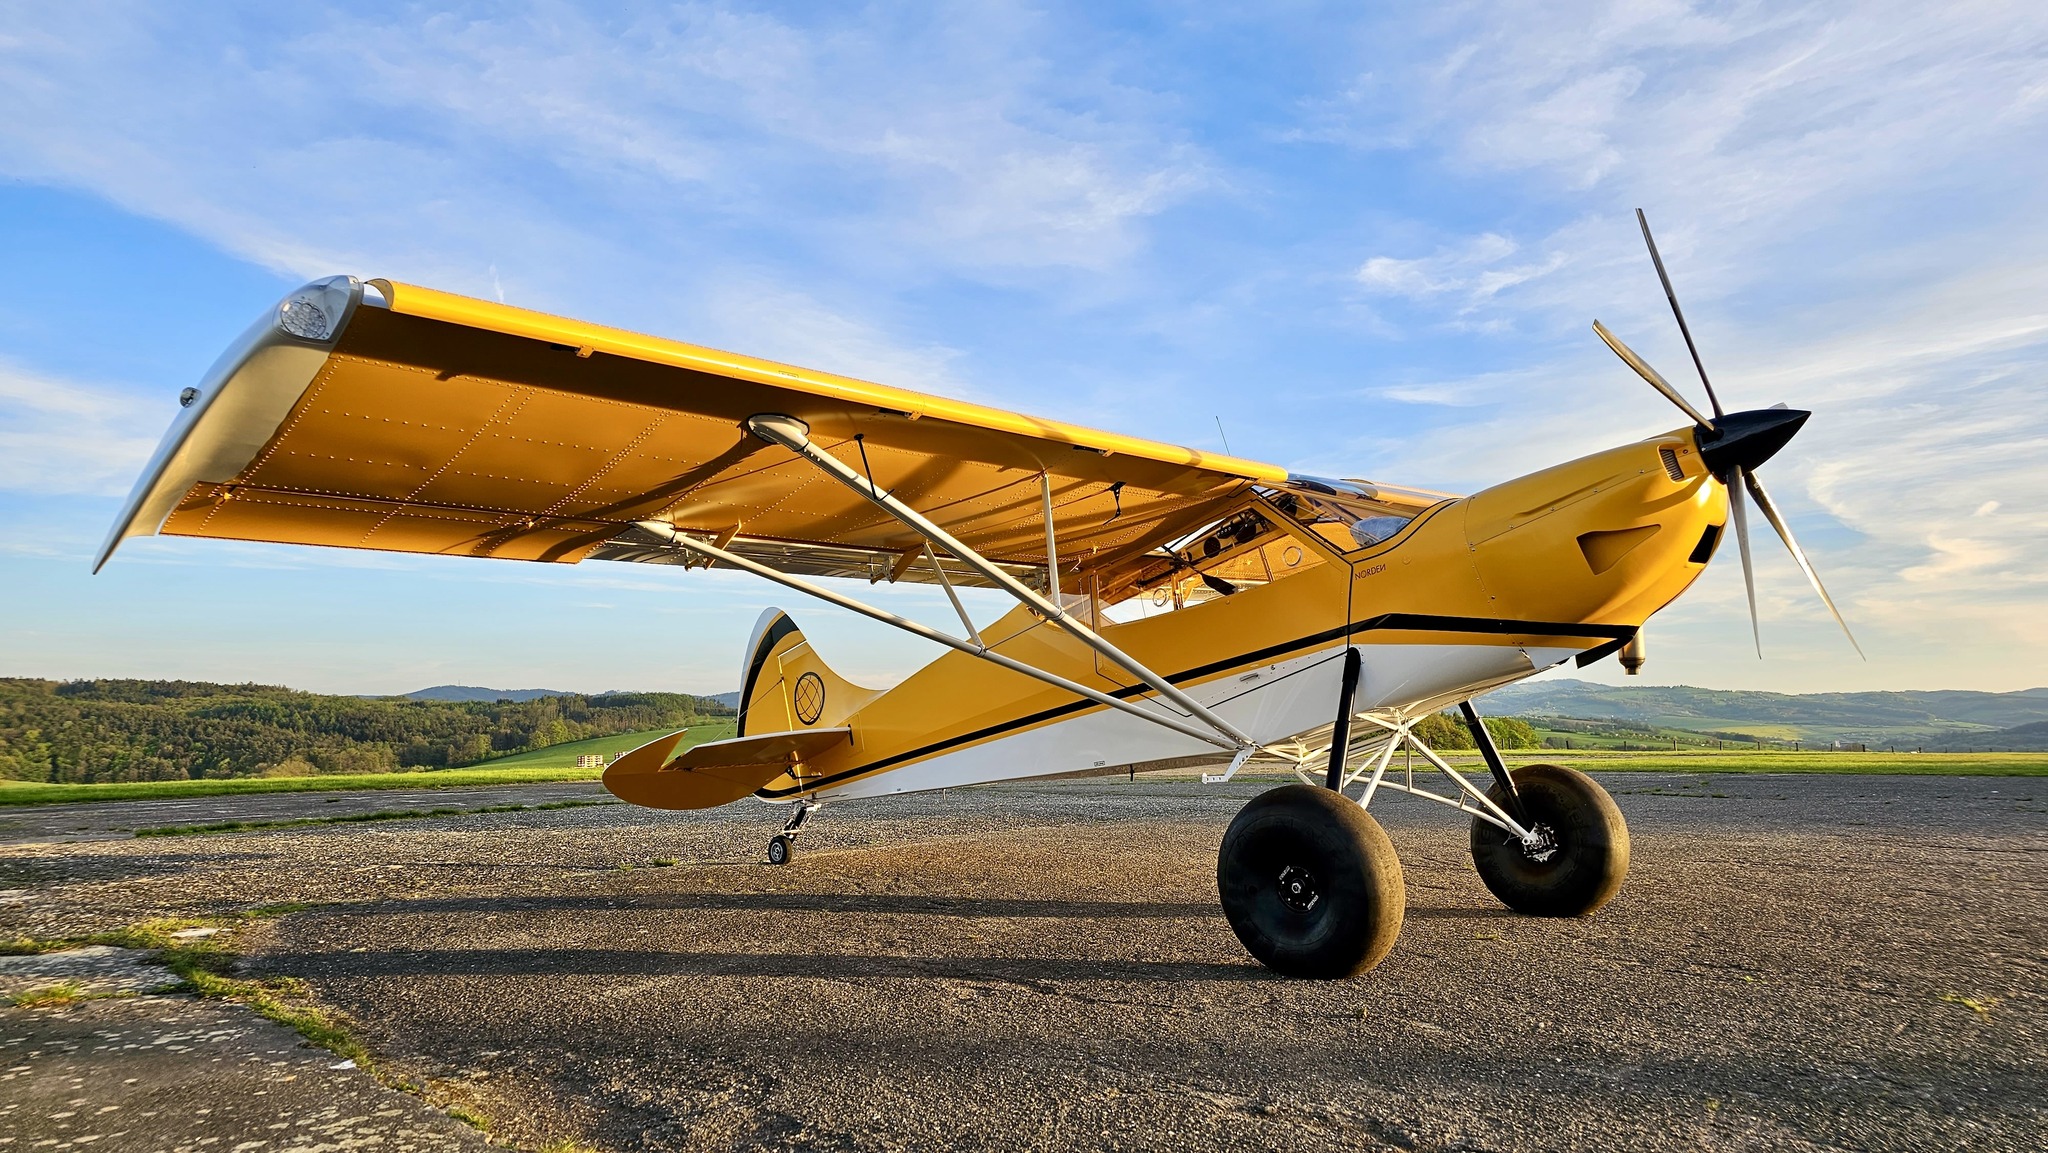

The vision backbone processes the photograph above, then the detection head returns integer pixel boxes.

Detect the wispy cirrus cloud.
[0,360,159,497]
[0,1,1208,290]
[3,1,2044,694]
[1356,232,1568,312]
[1296,1,2048,688]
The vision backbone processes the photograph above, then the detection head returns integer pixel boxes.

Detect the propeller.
[1592,209,1863,659]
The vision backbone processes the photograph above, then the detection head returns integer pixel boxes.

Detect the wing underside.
[108,278,1446,596]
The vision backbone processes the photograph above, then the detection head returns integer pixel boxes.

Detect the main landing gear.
[1217,785,1405,978]
[1216,658,1630,978]
[766,799,818,866]
[1469,763,1629,916]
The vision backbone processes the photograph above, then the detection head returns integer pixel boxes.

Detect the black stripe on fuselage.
[755,613,1632,798]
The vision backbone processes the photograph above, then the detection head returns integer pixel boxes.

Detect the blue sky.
[3,1,2045,696]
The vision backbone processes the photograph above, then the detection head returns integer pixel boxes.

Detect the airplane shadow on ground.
[347,892,1222,920]
[278,945,1271,984]
[333,892,1510,921]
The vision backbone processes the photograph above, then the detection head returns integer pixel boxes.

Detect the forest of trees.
[1410,711,1542,750]
[0,678,733,784]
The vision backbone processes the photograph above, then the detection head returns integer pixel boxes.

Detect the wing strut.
[744,414,1260,753]
[633,521,1242,753]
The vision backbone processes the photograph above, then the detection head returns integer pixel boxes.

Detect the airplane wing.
[100,276,1312,594]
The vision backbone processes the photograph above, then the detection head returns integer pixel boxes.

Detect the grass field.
[1,728,2039,808]
[461,721,736,770]
[0,722,737,807]
[1405,749,2048,776]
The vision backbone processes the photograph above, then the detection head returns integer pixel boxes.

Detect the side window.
[1101,502,1333,621]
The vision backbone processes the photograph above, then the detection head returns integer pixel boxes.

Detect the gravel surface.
[2,772,2042,1152]
[1,990,492,1152]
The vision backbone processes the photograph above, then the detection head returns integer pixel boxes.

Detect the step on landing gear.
[767,799,818,866]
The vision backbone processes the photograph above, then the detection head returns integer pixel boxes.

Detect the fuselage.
[748,424,1727,802]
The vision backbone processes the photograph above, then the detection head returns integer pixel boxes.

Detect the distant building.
[576,754,605,768]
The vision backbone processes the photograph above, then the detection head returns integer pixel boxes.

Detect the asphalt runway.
[2,772,2042,1152]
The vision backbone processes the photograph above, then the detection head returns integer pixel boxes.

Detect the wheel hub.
[1275,864,1321,913]
[1517,823,1560,864]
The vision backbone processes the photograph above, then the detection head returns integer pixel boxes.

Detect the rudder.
[737,608,878,737]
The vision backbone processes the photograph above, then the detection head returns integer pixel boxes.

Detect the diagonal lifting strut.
[734,413,1259,755]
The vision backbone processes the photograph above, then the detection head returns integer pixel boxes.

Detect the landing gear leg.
[1459,700,1529,825]
[767,799,818,866]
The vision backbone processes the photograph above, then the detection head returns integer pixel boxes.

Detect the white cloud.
[1299,1,2048,689]
[693,279,966,397]
[0,1,1206,285]
[0,360,161,496]
[1357,232,1516,296]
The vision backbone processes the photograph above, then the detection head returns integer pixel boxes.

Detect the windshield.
[1264,488,1424,554]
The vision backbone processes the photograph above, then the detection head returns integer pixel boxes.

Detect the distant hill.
[710,691,742,709]
[404,685,577,703]
[1921,721,2048,753]
[1485,679,2048,743]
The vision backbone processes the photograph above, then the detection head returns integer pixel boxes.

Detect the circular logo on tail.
[792,672,826,725]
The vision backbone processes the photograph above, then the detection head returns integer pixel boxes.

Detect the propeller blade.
[1592,320,1718,429]
[1636,209,1725,419]
[1742,470,1867,659]
[1728,466,1761,658]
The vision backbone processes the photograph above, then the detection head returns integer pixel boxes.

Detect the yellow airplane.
[100,212,1856,978]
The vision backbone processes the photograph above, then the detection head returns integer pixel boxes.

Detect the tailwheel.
[1470,763,1629,916]
[1217,784,1406,979]
[766,834,794,866]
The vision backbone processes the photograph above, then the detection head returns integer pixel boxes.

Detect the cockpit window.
[1096,479,1452,622]
[1265,489,1422,554]
[1349,515,1409,548]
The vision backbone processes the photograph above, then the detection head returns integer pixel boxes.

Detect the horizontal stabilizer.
[602,727,851,810]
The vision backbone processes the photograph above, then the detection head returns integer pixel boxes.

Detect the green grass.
[471,721,734,770]
[10,980,87,1008]
[0,765,607,806]
[1417,749,2048,776]
[1940,992,2000,1021]
[1206,749,2048,779]
[10,913,373,1066]
[446,1107,493,1133]
[1536,750,2048,775]
[0,723,737,807]
[5,723,2037,811]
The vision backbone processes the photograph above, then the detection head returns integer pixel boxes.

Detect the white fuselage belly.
[812,642,1579,801]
